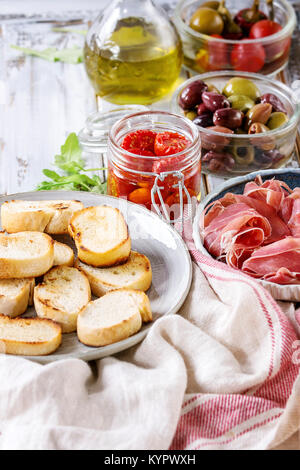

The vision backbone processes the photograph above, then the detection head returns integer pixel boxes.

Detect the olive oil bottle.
[84,0,183,105]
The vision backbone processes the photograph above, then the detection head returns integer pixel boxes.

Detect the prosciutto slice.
[244,176,291,211]
[242,237,300,284]
[280,188,300,237]
[203,203,271,258]
[201,177,300,285]
[226,247,253,270]
[202,192,290,245]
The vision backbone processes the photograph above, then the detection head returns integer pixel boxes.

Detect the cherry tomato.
[249,20,282,39]
[207,34,229,71]
[123,147,154,173]
[195,48,209,72]
[129,148,155,157]
[108,168,134,197]
[107,172,119,198]
[121,130,156,153]
[154,132,191,157]
[231,41,266,72]
[165,188,198,221]
[165,188,197,207]
[152,155,186,190]
[249,20,288,63]
[128,187,152,205]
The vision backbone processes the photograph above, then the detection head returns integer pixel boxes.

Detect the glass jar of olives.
[174,0,296,75]
[171,71,300,178]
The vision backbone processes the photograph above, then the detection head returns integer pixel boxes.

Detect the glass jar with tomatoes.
[107,111,201,222]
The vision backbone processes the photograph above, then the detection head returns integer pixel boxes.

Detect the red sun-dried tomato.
[121,130,157,153]
[154,132,191,157]
[123,147,154,174]
[128,148,155,157]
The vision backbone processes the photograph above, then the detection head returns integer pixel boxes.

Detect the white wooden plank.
[0,21,96,194]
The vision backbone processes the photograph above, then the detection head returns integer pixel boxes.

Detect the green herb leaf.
[37,133,107,194]
[10,45,83,64]
[54,132,84,173]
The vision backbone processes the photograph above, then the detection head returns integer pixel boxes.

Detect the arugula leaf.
[54,132,84,173]
[10,45,83,64]
[37,133,107,194]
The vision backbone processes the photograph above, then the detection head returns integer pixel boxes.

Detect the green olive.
[232,145,255,166]
[189,7,224,35]
[201,1,220,9]
[228,95,255,113]
[267,112,289,130]
[184,110,198,121]
[223,78,260,102]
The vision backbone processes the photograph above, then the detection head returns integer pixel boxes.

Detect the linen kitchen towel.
[0,222,299,450]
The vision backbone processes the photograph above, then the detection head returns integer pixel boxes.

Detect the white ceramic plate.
[0,191,192,364]
[193,168,300,302]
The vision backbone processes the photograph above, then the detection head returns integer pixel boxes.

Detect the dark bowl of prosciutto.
[194,168,300,300]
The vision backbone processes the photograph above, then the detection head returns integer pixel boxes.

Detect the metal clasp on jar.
[151,170,193,232]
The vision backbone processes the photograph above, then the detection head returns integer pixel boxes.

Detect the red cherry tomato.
[154,132,191,157]
[128,187,152,205]
[165,188,197,207]
[152,156,182,174]
[129,148,155,157]
[249,20,282,39]
[207,34,229,71]
[125,148,154,173]
[231,41,266,72]
[121,130,156,153]
[249,20,289,64]
[107,172,119,198]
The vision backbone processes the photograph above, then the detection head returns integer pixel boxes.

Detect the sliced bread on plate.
[127,289,152,323]
[69,206,131,267]
[1,199,84,234]
[53,241,74,267]
[77,288,152,347]
[75,251,152,297]
[0,314,62,356]
[0,232,54,279]
[34,266,91,333]
[0,278,35,317]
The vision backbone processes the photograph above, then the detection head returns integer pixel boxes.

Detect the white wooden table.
[0,0,299,198]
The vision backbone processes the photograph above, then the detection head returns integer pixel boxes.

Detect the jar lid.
[78,105,148,153]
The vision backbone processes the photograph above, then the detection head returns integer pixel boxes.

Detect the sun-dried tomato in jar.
[107,111,201,221]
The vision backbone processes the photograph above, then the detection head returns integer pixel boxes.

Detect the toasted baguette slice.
[77,289,151,347]
[1,199,84,234]
[53,241,74,267]
[0,232,54,279]
[0,314,62,356]
[75,251,152,297]
[0,278,35,318]
[126,289,152,323]
[69,206,131,267]
[28,278,35,306]
[34,266,91,333]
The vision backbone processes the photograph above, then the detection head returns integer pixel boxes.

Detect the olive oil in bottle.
[84,1,183,105]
